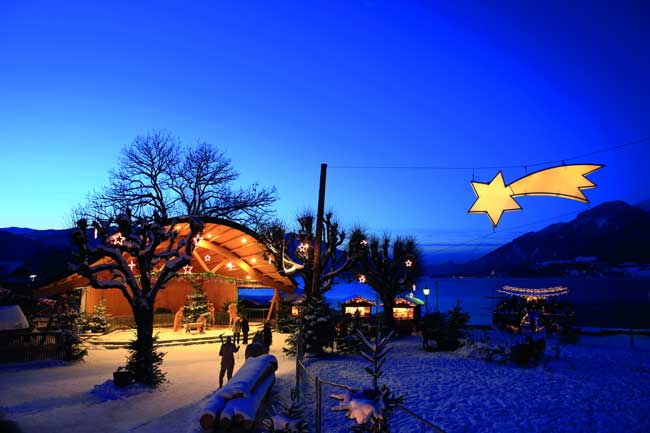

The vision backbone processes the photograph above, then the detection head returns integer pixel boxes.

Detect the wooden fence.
[0,331,68,363]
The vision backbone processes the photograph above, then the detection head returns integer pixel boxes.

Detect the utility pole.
[311,163,327,297]
[435,280,439,312]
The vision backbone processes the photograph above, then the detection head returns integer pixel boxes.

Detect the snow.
[302,334,650,433]
[0,331,295,433]
[2,331,649,432]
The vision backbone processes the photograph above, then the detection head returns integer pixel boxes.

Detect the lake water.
[325,277,650,329]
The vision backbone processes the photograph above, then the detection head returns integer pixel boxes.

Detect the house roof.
[342,295,377,307]
[36,217,296,297]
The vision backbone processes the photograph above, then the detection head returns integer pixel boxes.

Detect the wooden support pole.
[311,163,327,297]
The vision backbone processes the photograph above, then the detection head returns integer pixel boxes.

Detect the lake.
[325,277,650,329]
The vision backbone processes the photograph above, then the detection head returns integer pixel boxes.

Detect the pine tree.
[52,300,88,361]
[86,300,109,333]
[185,280,208,323]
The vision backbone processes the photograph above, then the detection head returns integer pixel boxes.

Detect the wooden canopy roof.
[342,296,377,307]
[36,217,296,297]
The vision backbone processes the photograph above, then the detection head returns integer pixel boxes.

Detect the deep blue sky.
[1,1,648,262]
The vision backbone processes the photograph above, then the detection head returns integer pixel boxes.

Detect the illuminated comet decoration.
[469,164,603,227]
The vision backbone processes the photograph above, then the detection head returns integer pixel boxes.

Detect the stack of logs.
[200,354,278,431]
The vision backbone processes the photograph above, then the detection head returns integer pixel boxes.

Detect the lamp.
[423,286,430,314]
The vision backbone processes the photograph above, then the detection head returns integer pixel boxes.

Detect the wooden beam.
[197,240,292,291]
[192,250,211,273]
[266,288,280,322]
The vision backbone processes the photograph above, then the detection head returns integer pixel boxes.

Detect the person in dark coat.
[218,336,239,388]
[241,315,250,344]
[263,321,272,353]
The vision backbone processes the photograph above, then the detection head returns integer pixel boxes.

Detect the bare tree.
[79,131,277,228]
[170,142,277,227]
[358,235,421,330]
[71,211,204,385]
[261,211,365,355]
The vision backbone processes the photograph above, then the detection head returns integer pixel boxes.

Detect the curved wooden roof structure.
[36,217,296,297]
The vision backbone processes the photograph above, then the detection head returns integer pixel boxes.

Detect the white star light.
[110,233,125,246]
[204,254,212,262]
[405,259,413,268]
[297,242,310,253]
[360,239,368,247]
[128,260,136,271]
[193,234,204,245]
[358,274,367,283]
[226,262,234,270]
[182,265,193,275]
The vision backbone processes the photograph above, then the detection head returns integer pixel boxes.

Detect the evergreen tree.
[185,280,208,322]
[52,298,87,361]
[85,300,109,333]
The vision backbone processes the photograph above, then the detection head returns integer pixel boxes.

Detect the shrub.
[422,303,470,351]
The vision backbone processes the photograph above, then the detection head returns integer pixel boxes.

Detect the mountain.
[636,199,650,212]
[448,200,650,276]
[0,228,75,287]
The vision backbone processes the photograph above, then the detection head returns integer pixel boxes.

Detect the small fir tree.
[263,395,310,433]
[52,299,88,361]
[185,281,208,323]
[331,330,405,433]
[85,300,109,333]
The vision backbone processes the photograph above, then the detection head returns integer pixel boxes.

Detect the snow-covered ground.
[0,331,295,433]
[302,334,650,433]
[1,332,649,433]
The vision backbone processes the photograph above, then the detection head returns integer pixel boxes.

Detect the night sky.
[1,1,648,262]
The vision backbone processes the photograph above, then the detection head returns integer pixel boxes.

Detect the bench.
[200,354,277,431]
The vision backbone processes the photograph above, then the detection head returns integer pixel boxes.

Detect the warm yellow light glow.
[206,233,212,239]
[469,164,603,227]
[246,275,251,280]
[109,232,125,246]
[241,237,247,244]
[227,262,234,270]
[251,257,257,264]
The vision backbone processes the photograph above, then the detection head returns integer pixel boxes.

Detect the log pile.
[200,354,278,431]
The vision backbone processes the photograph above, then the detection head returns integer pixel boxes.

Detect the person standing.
[232,316,242,344]
[241,315,250,344]
[263,321,272,352]
[218,336,239,388]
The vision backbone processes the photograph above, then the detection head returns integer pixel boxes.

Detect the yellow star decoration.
[469,171,522,227]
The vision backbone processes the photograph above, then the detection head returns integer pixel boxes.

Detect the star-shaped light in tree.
[360,239,368,247]
[297,242,310,253]
[468,171,522,228]
[128,260,136,271]
[405,259,413,268]
[358,274,367,283]
[204,254,212,262]
[193,234,204,245]
[182,265,193,275]
[109,232,126,246]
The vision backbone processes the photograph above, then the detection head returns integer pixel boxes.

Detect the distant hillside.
[448,200,650,276]
[0,228,75,287]
[636,199,650,212]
